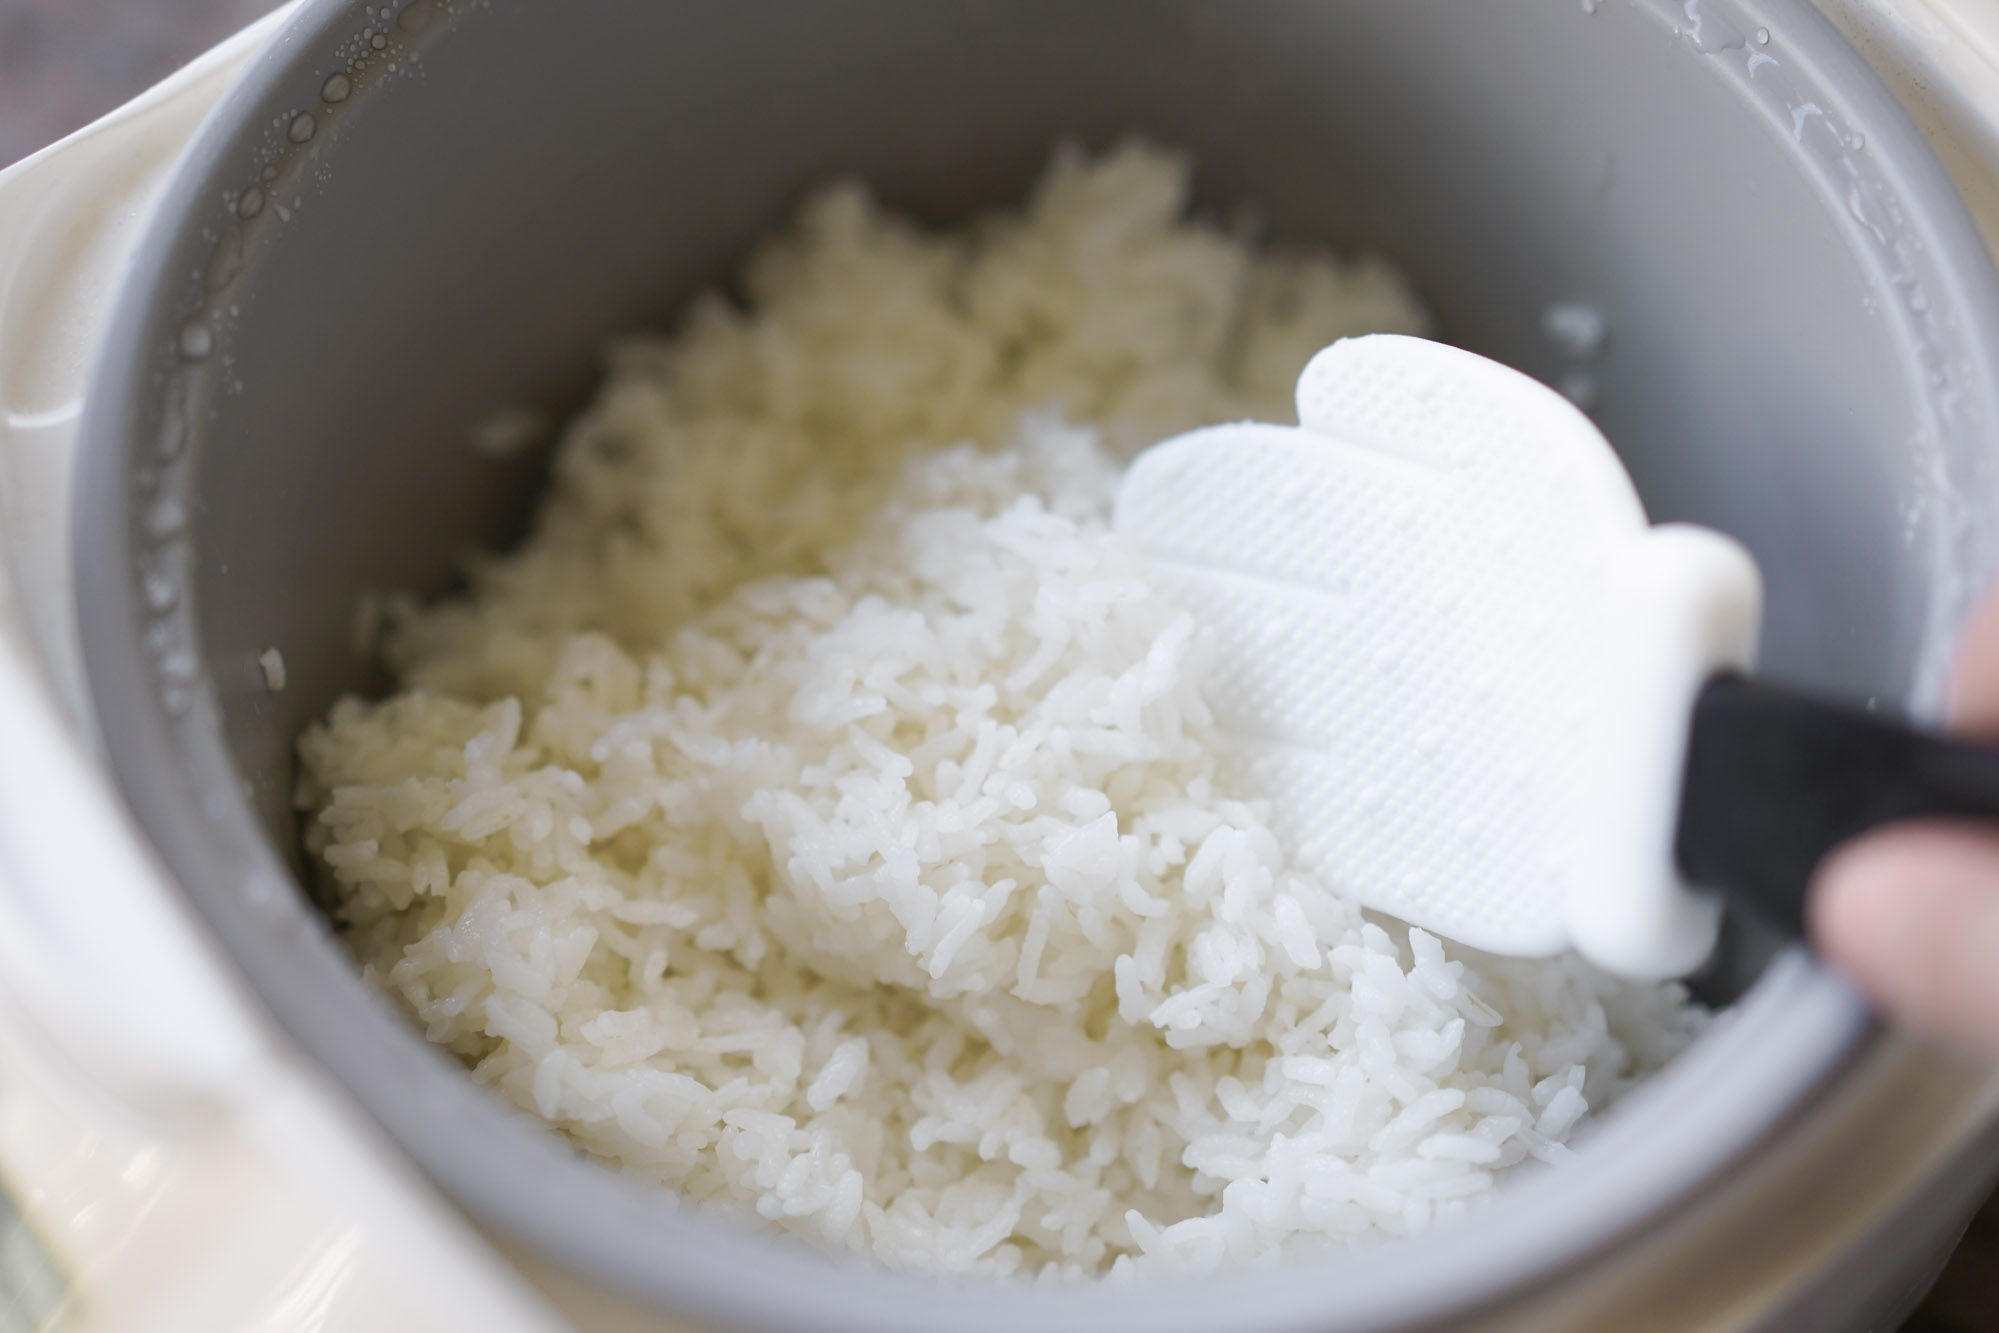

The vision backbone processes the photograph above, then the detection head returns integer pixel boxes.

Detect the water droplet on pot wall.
[177,321,214,362]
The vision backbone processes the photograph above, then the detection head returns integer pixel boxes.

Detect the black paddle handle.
[1675,675,1999,935]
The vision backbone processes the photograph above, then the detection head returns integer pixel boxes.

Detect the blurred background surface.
[0,0,278,167]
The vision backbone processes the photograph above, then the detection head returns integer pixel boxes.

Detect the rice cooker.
[7,1,1999,1330]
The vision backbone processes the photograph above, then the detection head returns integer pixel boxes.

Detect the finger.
[1810,822,1999,1065]
[1950,585,1999,734]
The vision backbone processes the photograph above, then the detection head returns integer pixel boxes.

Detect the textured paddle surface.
[1115,336,1761,977]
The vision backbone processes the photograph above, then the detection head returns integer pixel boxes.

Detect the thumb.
[1806,586,1999,1064]
[1950,579,1999,732]
[1811,824,1999,1064]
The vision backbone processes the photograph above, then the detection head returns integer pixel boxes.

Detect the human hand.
[1811,590,1999,1064]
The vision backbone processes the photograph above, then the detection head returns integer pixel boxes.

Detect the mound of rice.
[298,144,1703,1279]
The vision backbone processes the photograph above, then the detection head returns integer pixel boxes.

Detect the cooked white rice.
[297,143,1703,1279]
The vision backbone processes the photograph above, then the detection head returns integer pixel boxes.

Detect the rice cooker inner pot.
[72,1,1999,1330]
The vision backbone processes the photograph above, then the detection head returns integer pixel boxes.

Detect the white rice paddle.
[1116,335,1999,979]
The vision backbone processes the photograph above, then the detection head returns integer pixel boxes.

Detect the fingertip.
[1950,583,1999,732]
[1810,823,1999,1065]
[1810,829,1918,985]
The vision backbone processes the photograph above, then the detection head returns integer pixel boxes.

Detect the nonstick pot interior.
[74,1,1999,1330]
